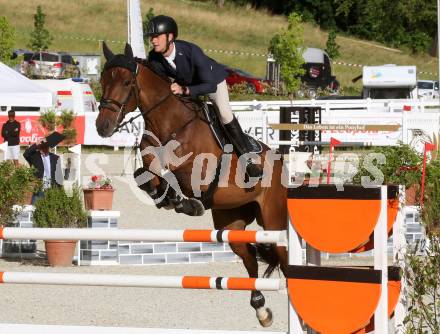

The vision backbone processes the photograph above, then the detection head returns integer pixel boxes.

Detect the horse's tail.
[249,243,280,278]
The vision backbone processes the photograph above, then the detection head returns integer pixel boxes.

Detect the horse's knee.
[134,168,155,193]
[134,168,170,208]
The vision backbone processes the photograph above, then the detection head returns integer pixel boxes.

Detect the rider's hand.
[171,83,183,95]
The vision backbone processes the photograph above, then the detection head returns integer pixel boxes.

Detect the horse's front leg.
[133,166,173,209]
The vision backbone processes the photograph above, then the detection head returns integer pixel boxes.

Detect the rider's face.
[150,34,168,53]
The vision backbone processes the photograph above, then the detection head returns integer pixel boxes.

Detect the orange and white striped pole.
[0,228,286,244]
[0,272,281,291]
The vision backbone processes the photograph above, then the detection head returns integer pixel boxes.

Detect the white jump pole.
[0,272,281,291]
[0,228,286,245]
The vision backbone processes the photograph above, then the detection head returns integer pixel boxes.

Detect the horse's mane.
[103,54,203,108]
[103,54,171,83]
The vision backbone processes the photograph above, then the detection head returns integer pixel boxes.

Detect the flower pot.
[19,191,33,205]
[83,188,114,210]
[405,184,419,206]
[44,240,77,267]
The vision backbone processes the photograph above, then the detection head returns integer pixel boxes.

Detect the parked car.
[300,47,340,96]
[28,52,81,79]
[225,67,268,94]
[11,49,34,76]
[417,80,439,99]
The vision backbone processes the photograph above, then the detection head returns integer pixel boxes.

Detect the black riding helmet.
[147,15,178,40]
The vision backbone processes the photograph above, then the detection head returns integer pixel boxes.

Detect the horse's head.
[96,42,140,137]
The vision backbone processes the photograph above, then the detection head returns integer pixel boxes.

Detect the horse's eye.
[123,80,131,86]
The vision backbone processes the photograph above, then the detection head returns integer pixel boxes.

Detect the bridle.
[99,63,172,133]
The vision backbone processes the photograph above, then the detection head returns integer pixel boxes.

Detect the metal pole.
[0,228,286,244]
[0,272,281,291]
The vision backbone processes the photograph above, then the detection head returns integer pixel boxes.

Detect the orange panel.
[288,278,381,334]
[288,198,380,253]
[360,280,402,333]
[0,227,3,239]
[0,272,3,283]
[350,198,399,253]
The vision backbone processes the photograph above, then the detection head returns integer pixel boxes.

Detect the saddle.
[201,102,263,154]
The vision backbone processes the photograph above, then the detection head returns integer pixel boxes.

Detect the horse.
[95,42,288,327]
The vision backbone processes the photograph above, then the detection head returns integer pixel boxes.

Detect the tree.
[0,16,15,66]
[325,30,340,59]
[27,5,52,51]
[269,12,305,97]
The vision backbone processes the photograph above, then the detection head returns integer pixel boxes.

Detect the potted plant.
[57,110,77,146]
[33,186,87,266]
[353,143,422,204]
[38,110,57,133]
[0,161,40,226]
[83,175,114,210]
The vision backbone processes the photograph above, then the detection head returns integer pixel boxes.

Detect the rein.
[101,61,205,143]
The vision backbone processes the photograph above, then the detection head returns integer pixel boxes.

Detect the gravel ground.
[0,151,287,332]
[0,151,381,333]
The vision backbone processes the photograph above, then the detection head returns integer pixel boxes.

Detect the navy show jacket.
[148,40,227,98]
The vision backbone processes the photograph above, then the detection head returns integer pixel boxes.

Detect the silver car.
[29,52,81,79]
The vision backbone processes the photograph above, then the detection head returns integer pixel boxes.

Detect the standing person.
[23,132,64,204]
[1,110,21,166]
[146,15,263,178]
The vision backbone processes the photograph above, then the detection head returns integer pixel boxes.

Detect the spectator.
[1,110,21,166]
[23,132,64,204]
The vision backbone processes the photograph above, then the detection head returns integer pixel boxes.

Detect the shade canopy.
[0,62,54,107]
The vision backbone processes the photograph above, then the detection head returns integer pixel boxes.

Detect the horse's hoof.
[257,307,273,327]
[187,198,205,216]
[175,198,205,216]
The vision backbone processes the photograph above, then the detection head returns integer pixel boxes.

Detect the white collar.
[164,43,176,63]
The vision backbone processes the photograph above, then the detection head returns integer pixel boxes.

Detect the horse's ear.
[103,42,114,61]
[124,43,134,59]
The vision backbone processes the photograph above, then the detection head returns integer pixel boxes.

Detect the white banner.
[84,108,439,150]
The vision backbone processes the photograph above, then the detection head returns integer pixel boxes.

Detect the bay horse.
[95,43,288,327]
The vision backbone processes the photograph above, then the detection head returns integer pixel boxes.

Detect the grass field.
[1,0,438,92]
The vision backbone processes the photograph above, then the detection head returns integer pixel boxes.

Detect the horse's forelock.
[103,54,137,73]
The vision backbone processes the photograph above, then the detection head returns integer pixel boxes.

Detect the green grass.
[1,0,438,92]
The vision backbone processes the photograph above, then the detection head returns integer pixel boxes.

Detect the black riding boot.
[224,116,263,178]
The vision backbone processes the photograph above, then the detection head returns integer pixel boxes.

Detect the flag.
[330,137,342,146]
[425,142,436,152]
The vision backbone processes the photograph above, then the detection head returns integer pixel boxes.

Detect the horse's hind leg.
[212,205,273,327]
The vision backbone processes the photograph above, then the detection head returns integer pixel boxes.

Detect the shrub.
[0,161,39,226]
[33,186,87,228]
[39,110,57,133]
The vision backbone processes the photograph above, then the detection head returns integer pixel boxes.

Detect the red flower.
[91,175,98,182]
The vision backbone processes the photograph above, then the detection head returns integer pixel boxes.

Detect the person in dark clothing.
[146,15,263,178]
[23,133,64,204]
[1,110,21,166]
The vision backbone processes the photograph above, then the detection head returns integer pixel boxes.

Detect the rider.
[146,15,263,178]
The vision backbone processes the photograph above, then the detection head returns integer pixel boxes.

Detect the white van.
[417,80,439,99]
[34,78,98,115]
[362,65,417,99]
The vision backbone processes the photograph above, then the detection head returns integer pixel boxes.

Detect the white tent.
[0,62,53,107]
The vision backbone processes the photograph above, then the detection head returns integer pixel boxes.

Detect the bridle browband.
[99,63,172,134]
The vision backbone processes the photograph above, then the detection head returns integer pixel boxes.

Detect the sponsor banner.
[84,111,280,147]
[0,113,85,145]
[80,110,440,149]
[320,111,403,145]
